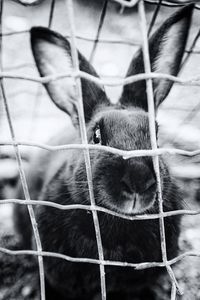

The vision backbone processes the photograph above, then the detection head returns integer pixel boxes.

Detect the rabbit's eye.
[93,126,102,144]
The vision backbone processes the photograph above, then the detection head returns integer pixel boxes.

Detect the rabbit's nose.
[121,172,134,194]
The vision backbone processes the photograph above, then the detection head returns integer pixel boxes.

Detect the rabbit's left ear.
[31,27,109,126]
[120,5,193,112]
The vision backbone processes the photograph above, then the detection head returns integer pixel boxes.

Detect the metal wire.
[1,245,200,270]
[2,197,200,220]
[0,1,46,299]
[138,0,182,295]
[65,1,107,299]
[1,140,200,158]
[148,0,162,36]
[89,0,108,64]
[11,0,200,7]
[2,70,200,86]
[0,0,200,300]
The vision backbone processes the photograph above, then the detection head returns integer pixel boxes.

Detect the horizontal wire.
[146,0,200,8]
[0,30,140,47]
[2,46,198,72]
[110,0,140,7]
[1,28,200,52]
[1,141,200,159]
[1,198,200,220]
[11,0,200,8]
[0,70,200,87]
[11,0,43,5]
[0,246,199,270]
[2,0,200,296]
[1,30,200,51]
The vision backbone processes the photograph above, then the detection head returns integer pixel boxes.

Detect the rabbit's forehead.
[99,109,151,133]
[93,108,154,150]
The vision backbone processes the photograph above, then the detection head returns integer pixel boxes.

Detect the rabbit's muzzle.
[88,155,157,216]
[119,160,157,214]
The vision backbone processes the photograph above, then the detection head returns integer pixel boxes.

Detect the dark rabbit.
[14,5,193,300]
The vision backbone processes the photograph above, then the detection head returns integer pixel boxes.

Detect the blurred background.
[0,0,200,299]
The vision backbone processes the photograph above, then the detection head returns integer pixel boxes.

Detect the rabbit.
[14,4,193,300]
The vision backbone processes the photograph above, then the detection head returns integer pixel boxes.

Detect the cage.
[0,0,200,300]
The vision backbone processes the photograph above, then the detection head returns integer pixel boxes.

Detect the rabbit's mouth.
[117,192,156,215]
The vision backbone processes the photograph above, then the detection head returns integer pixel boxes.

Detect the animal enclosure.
[0,0,200,300]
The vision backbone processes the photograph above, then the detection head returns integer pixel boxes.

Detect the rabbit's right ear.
[31,27,109,126]
[120,5,193,112]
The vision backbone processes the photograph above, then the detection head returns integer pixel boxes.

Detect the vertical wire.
[89,0,108,64]
[65,1,106,300]
[0,1,46,299]
[174,29,200,121]
[171,282,177,300]
[29,0,55,138]
[181,29,200,70]
[147,0,162,36]
[168,30,200,146]
[137,0,182,297]
[48,0,55,28]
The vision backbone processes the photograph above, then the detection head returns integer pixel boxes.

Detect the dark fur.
[14,5,193,300]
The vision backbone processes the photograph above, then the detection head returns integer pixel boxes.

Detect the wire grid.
[0,0,200,300]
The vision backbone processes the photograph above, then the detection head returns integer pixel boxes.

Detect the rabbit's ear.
[120,5,193,112]
[31,27,109,125]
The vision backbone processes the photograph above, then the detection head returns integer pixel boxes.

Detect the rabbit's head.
[31,5,192,215]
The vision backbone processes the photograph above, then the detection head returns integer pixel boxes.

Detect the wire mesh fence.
[0,0,200,300]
